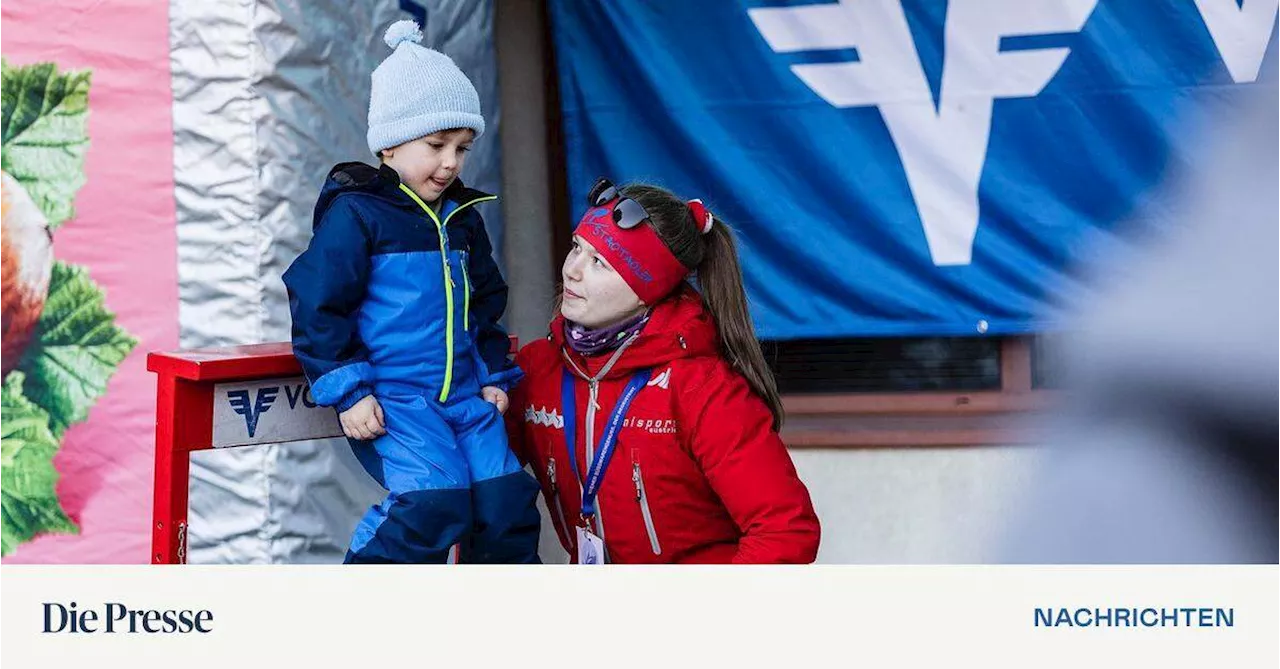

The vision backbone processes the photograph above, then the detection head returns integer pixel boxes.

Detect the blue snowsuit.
[283,162,541,564]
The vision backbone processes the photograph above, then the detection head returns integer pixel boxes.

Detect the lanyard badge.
[561,368,652,561]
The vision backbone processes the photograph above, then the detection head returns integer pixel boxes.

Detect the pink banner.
[2,0,178,563]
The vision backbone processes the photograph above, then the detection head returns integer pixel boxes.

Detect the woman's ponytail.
[622,184,784,431]
[696,218,784,431]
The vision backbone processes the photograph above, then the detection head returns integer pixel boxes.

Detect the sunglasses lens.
[589,179,617,207]
[613,198,648,229]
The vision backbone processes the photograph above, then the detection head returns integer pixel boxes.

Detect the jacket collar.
[314,161,494,226]
[550,284,720,380]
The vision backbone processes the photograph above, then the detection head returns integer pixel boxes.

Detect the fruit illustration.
[2,170,54,376]
[2,58,137,556]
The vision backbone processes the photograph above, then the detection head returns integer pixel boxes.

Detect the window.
[764,337,1001,394]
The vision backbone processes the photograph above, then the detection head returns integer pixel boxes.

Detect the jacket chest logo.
[524,405,564,429]
[647,367,672,390]
[622,416,678,436]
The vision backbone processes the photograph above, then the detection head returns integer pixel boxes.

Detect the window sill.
[778,338,1052,448]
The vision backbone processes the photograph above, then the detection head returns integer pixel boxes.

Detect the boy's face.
[381,128,474,203]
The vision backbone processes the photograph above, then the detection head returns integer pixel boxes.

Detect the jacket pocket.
[631,453,662,556]
[545,456,572,550]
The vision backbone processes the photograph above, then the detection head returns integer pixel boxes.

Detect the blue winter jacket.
[283,162,522,412]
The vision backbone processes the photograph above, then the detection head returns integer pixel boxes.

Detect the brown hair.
[621,184,784,431]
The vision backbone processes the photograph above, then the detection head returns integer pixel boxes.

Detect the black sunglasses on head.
[588,177,650,230]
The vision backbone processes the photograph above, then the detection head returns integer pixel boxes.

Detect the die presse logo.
[43,601,213,634]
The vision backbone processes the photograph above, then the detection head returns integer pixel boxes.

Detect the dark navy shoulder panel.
[445,205,485,253]
[343,194,445,256]
[315,162,495,257]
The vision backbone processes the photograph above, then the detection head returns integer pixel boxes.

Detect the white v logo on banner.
[749,0,1098,266]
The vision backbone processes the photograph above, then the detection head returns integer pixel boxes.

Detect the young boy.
[283,20,540,564]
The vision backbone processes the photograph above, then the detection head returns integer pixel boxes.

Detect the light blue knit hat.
[367,20,486,154]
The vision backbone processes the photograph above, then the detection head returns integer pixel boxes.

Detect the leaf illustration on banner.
[18,262,136,438]
[1,372,77,556]
[0,58,92,230]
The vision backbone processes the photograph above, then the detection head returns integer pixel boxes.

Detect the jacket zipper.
[632,460,662,556]
[546,457,571,548]
[460,251,471,332]
[586,376,611,550]
[398,184,496,402]
[585,378,607,546]
[562,336,641,562]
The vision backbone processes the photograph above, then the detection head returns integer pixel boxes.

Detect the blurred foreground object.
[1003,93,1278,563]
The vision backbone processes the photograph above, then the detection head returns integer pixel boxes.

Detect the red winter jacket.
[507,286,820,564]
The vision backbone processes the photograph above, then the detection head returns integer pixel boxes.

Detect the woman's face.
[560,235,645,328]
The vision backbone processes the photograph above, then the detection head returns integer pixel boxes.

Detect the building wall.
[791,446,1042,563]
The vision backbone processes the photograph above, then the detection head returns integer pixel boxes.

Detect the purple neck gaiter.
[565,311,650,357]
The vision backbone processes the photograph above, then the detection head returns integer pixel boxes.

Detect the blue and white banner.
[548,0,1278,338]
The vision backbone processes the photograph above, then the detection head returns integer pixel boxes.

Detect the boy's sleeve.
[283,198,375,412]
[467,213,523,392]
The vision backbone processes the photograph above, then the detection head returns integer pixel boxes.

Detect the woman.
[507,178,820,563]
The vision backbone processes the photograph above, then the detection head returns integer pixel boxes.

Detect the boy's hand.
[482,386,509,414]
[340,395,386,440]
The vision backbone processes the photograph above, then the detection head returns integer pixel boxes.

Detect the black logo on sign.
[227,388,278,438]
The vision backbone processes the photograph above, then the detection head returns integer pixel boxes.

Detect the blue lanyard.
[561,368,652,520]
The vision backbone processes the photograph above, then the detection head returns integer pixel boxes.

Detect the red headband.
[575,202,688,304]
